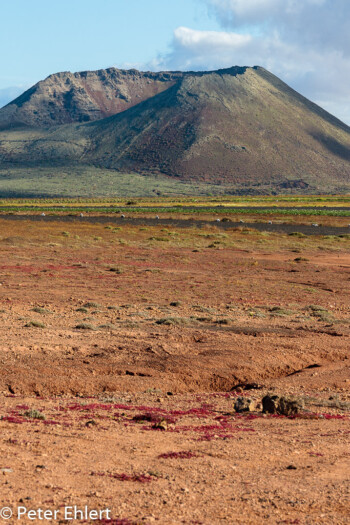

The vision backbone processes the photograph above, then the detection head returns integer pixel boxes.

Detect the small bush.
[308,305,329,313]
[30,307,51,314]
[148,237,169,242]
[307,305,333,322]
[99,324,118,330]
[156,317,192,326]
[83,302,100,308]
[269,306,293,316]
[75,323,97,330]
[23,409,45,420]
[109,267,123,273]
[289,232,306,238]
[158,451,200,459]
[25,321,45,328]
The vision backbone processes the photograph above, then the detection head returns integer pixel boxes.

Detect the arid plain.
[0,208,349,524]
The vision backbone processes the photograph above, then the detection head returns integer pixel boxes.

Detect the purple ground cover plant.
[93,518,136,525]
[91,472,155,483]
[132,413,177,424]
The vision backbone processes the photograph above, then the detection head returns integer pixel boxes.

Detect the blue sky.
[0,0,219,89]
[1,0,350,124]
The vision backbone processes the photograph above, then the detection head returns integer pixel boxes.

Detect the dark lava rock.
[234,397,256,413]
[262,395,280,414]
[262,395,303,415]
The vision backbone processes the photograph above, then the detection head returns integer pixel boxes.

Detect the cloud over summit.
[155,0,350,124]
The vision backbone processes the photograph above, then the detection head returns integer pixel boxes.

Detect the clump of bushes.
[307,305,333,322]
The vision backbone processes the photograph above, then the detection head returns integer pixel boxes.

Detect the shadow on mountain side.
[311,132,350,161]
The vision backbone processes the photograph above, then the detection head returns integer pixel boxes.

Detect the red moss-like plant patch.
[132,412,177,425]
[292,413,349,420]
[66,403,113,412]
[169,407,213,418]
[93,518,136,525]
[91,472,155,483]
[1,415,24,424]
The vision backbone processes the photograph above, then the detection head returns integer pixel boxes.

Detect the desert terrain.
[0,209,349,524]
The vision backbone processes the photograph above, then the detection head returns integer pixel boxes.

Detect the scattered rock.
[85,420,97,427]
[278,396,304,416]
[234,397,256,413]
[262,395,280,414]
[262,395,304,415]
[232,382,263,391]
[153,419,168,431]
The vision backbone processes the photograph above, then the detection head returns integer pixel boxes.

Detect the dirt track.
[1,213,350,236]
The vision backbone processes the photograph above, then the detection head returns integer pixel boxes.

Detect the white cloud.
[209,0,284,20]
[153,26,253,71]
[163,27,252,70]
[151,0,350,124]
[173,26,251,49]
[209,0,328,22]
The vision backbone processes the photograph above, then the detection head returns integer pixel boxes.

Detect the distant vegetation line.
[0,206,349,217]
[1,195,350,205]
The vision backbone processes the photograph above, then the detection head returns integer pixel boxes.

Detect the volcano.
[0,65,349,194]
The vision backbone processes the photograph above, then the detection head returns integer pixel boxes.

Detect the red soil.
[0,219,349,524]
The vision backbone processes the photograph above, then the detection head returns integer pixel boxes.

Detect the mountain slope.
[0,66,349,194]
[0,68,184,129]
[81,66,350,188]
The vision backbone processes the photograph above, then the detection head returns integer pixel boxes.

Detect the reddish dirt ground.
[0,218,349,524]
